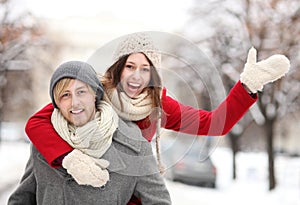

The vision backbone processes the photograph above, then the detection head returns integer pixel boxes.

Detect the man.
[8,61,171,205]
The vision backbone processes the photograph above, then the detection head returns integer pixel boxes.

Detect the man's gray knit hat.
[113,32,161,68]
[50,61,104,108]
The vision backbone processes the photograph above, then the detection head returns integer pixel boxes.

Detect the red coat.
[25,80,257,204]
[26,80,256,166]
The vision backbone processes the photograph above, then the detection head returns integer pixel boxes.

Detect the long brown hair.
[101,53,162,111]
[102,53,165,173]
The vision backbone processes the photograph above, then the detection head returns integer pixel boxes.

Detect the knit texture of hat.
[50,61,104,108]
[113,32,161,68]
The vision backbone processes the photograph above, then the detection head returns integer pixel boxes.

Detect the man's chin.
[70,119,86,127]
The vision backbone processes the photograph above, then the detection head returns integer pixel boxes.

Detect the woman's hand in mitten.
[62,149,109,187]
[240,47,290,93]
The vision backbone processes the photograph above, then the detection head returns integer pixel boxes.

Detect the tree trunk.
[232,147,237,180]
[265,118,276,190]
[228,133,239,180]
[0,90,2,146]
[0,121,1,145]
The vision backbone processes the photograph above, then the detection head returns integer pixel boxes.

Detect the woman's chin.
[124,88,141,98]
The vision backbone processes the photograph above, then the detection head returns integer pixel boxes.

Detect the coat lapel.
[104,119,159,176]
[102,119,145,173]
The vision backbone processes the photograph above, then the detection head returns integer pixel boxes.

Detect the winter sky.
[14,0,194,32]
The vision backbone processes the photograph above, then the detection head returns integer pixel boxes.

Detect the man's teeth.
[71,109,83,114]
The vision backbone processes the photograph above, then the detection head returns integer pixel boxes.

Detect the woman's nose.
[132,69,141,79]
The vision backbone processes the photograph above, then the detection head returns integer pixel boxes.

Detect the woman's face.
[120,53,151,98]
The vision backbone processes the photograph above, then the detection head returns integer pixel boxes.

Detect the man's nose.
[71,95,80,106]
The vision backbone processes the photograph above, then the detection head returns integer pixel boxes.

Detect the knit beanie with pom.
[113,32,161,69]
[50,61,104,108]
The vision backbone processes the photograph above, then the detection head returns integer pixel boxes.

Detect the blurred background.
[1,0,300,204]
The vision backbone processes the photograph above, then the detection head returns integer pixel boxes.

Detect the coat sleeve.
[8,145,37,205]
[162,80,258,136]
[25,103,73,167]
[132,138,171,205]
[134,173,171,205]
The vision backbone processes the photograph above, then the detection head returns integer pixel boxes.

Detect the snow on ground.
[0,141,30,205]
[168,148,300,205]
[1,141,300,205]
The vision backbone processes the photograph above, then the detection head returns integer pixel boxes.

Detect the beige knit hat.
[113,32,161,68]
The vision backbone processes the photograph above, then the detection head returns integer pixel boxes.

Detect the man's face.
[56,79,96,127]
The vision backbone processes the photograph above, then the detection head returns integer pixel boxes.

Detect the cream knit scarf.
[104,88,153,121]
[51,101,118,158]
[104,88,165,174]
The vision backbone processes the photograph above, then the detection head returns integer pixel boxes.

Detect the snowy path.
[1,141,300,205]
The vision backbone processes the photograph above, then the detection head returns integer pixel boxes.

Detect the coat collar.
[102,119,146,173]
[102,119,159,176]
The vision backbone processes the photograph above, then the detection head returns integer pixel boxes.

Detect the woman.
[8,61,171,205]
[25,33,290,204]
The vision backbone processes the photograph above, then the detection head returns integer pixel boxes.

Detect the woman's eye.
[125,65,134,70]
[142,67,150,72]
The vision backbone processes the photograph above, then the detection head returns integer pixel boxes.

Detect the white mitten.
[62,149,110,187]
[240,47,290,93]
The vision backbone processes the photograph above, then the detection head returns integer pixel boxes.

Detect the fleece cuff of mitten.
[240,68,262,93]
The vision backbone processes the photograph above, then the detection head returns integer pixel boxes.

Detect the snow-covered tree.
[0,0,62,142]
[182,0,300,190]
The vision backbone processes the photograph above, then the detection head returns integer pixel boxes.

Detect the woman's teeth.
[128,82,140,88]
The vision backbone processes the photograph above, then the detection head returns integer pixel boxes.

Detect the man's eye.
[78,90,87,95]
[60,93,70,99]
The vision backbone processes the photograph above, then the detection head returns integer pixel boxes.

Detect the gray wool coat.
[8,119,171,205]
